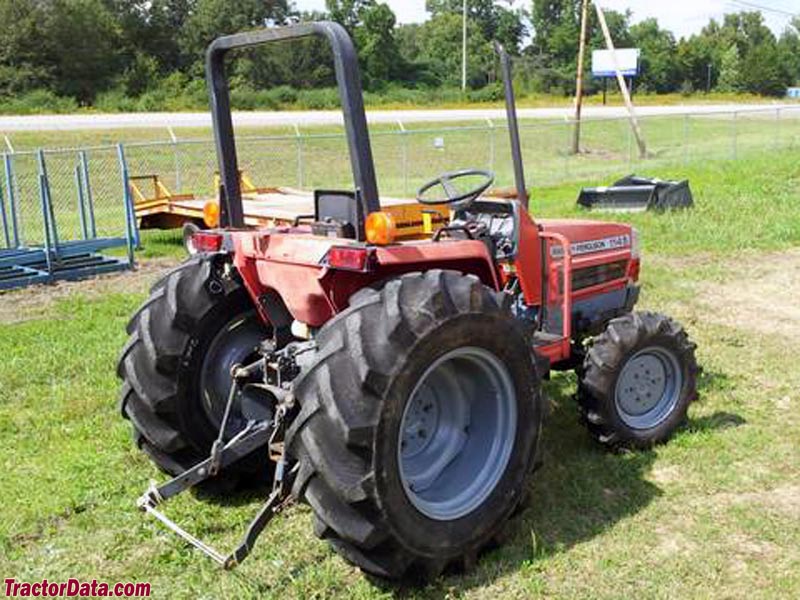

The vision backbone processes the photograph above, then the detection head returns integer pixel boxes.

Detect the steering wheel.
[417,169,495,211]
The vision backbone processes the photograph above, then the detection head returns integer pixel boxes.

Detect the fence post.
[74,164,89,240]
[627,119,633,171]
[564,121,572,181]
[397,120,409,196]
[683,114,690,166]
[4,154,19,247]
[294,124,304,189]
[732,111,738,160]
[168,126,182,192]
[79,151,97,239]
[0,167,9,248]
[486,118,495,174]
[117,143,141,252]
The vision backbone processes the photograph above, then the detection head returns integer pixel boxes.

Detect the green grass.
[1,140,800,598]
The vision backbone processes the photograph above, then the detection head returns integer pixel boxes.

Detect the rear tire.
[285,270,543,580]
[577,311,698,449]
[117,255,271,482]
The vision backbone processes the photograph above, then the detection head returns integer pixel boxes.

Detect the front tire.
[577,311,698,449]
[285,271,543,580]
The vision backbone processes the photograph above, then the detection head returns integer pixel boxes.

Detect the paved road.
[0,103,795,132]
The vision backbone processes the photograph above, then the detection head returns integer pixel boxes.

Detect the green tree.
[0,0,51,95]
[740,43,788,96]
[326,1,405,87]
[427,0,526,53]
[530,0,580,63]
[676,28,718,93]
[629,19,679,93]
[355,3,403,84]
[418,12,493,87]
[777,18,800,86]
[41,0,123,103]
[326,0,367,32]
[716,44,742,93]
[180,0,290,71]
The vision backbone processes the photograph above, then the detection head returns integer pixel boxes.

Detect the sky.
[294,0,798,39]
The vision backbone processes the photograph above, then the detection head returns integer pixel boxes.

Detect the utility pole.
[572,0,590,155]
[595,3,648,158]
[462,0,468,91]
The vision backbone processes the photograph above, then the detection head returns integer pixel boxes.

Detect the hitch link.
[136,360,295,570]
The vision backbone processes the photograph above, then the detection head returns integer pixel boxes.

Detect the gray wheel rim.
[398,347,517,521]
[614,346,683,430]
[200,314,263,435]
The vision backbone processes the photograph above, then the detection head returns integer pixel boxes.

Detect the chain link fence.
[125,106,800,201]
[3,106,800,253]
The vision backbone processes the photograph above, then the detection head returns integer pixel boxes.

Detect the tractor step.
[533,331,563,347]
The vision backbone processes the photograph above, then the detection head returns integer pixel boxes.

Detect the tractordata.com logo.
[4,578,151,598]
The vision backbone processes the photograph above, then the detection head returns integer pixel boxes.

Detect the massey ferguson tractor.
[118,22,698,581]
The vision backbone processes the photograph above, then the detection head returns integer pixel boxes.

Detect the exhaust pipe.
[495,42,529,213]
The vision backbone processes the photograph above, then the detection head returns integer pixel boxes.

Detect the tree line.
[0,0,798,113]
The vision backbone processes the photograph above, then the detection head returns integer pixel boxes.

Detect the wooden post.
[572,0,590,155]
[594,3,647,158]
[461,0,468,91]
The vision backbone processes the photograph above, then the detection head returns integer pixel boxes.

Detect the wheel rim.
[614,346,683,430]
[199,313,264,435]
[398,347,517,521]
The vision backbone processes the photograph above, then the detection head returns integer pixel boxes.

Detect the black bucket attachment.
[578,175,694,212]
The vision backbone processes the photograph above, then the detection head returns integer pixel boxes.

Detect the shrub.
[0,89,78,114]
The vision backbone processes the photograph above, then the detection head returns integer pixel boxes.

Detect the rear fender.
[230,231,501,328]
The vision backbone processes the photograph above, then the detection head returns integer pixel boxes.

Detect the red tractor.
[119,22,698,580]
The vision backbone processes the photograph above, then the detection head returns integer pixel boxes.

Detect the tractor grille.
[560,260,628,293]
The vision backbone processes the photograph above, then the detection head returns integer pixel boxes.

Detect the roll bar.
[205,21,380,228]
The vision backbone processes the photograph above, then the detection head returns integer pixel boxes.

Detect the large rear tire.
[285,271,543,580]
[577,311,698,449]
[117,255,271,481]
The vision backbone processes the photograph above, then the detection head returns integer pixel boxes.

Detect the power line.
[727,0,798,18]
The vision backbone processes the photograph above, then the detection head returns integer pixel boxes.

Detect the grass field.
[1,142,800,598]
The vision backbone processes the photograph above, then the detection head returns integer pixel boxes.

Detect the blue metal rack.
[0,147,137,292]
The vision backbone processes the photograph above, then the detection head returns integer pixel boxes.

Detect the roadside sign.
[592,48,640,78]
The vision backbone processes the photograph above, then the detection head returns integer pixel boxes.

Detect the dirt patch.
[695,249,800,340]
[707,484,800,521]
[650,464,683,485]
[653,526,698,558]
[0,257,180,325]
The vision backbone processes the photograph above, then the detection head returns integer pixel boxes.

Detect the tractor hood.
[537,219,634,259]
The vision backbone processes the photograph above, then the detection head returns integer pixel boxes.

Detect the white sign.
[592,49,640,78]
